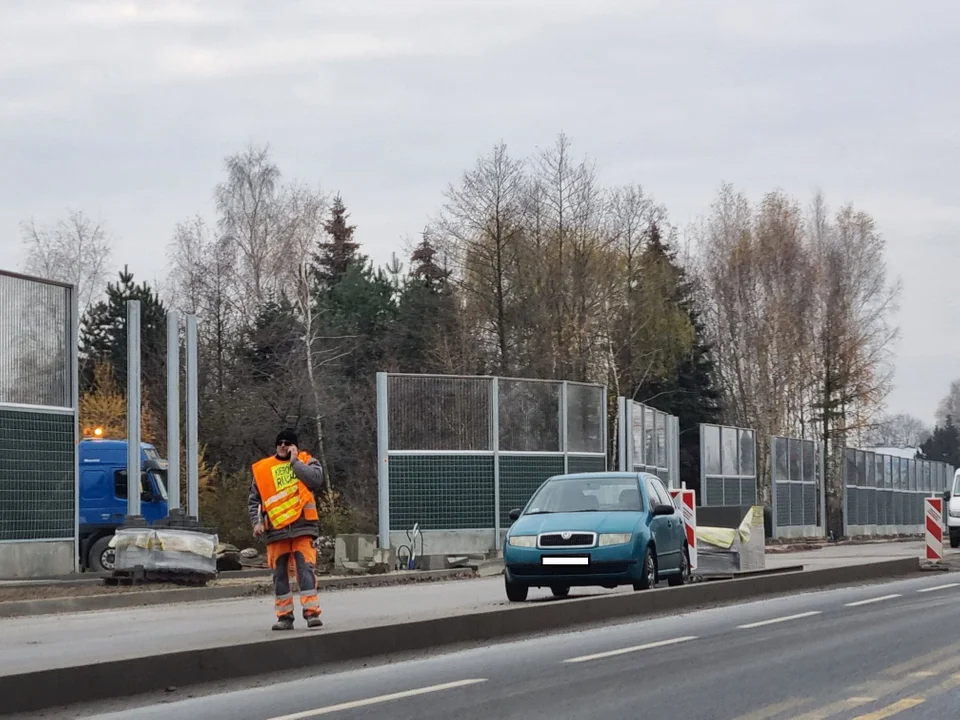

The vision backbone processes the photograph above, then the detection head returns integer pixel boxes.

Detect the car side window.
[650,478,674,510]
[644,479,663,510]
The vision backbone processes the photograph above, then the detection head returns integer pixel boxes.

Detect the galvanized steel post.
[185,315,199,519]
[166,311,180,513]
[376,372,390,549]
[126,300,142,518]
[560,381,569,476]
[70,283,80,571]
[492,376,501,550]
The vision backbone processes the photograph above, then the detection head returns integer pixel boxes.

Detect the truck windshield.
[150,471,169,501]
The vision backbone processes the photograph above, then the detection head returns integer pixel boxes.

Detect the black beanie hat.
[275,428,299,446]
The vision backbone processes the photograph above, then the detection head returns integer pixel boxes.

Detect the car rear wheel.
[505,578,529,602]
[668,545,690,587]
[633,545,657,591]
[551,585,570,598]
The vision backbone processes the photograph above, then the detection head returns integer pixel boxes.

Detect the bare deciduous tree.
[20,209,113,312]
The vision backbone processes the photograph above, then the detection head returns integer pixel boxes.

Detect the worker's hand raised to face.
[287,444,299,460]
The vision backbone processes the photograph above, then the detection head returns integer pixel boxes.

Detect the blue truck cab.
[78,436,170,571]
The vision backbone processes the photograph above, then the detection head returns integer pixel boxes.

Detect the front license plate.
[541,555,590,566]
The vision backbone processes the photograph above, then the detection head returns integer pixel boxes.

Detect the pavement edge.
[0,568,474,619]
[0,557,920,716]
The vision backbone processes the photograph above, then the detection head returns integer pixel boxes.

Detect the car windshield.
[954,474,960,496]
[525,477,643,514]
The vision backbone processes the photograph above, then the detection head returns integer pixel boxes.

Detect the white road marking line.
[844,594,902,607]
[917,582,960,593]
[737,611,821,629]
[265,679,488,719]
[564,636,698,663]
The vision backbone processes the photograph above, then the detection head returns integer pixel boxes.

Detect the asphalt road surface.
[0,541,935,677]
[53,572,960,720]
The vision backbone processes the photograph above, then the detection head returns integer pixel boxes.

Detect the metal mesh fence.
[387,375,491,451]
[379,374,607,545]
[843,449,954,535]
[499,379,560,452]
[0,272,73,407]
[771,436,824,537]
[0,408,76,540]
[700,423,758,506]
[0,271,77,545]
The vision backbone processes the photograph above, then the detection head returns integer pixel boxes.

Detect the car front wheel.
[633,545,656,591]
[951,531,960,549]
[668,545,690,587]
[505,578,529,602]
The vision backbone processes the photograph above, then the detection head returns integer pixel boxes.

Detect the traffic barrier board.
[669,487,697,570]
[925,496,944,561]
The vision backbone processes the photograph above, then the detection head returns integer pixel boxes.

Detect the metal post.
[492,377,501,551]
[770,437,778,538]
[600,385,608,471]
[166,311,180,514]
[70,284,80,572]
[185,315,199,519]
[699,424,707,506]
[376,372,390,550]
[560,381,569,476]
[617,397,626,472]
[126,300,142,519]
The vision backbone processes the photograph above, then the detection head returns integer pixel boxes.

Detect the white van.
[948,469,960,548]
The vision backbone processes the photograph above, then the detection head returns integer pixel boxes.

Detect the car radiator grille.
[539,533,595,548]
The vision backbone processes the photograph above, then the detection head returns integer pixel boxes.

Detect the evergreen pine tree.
[394,232,462,373]
[314,194,360,287]
[629,226,723,488]
[79,266,167,411]
[918,415,960,468]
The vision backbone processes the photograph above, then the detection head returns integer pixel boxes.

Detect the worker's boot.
[306,615,323,629]
[272,615,295,631]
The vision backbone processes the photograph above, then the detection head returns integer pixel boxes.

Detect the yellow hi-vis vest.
[252,452,319,530]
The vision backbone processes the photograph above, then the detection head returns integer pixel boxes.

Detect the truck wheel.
[88,536,116,573]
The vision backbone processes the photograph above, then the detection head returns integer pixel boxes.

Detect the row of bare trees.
[693,185,901,535]
[17,135,902,540]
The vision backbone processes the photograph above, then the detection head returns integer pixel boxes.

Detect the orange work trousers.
[266,536,321,620]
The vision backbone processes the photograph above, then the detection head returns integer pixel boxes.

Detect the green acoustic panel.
[498,455,565,527]
[388,454,495,531]
[568,455,607,474]
[0,409,75,541]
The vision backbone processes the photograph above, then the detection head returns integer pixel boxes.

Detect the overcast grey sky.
[1,0,958,423]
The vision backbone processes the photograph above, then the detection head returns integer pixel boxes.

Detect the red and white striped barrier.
[925,496,944,562]
[669,487,697,570]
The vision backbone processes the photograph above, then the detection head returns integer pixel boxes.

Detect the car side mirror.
[508,508,521,522]
[944,490,952,502]
[652,503,675,517]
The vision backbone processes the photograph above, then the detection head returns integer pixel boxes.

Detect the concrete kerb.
[0,557,921,716]
[0,568,474,619]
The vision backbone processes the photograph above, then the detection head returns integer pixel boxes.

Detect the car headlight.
[508,535,537,548]
[950,508,960,518]
[598,533,633,547]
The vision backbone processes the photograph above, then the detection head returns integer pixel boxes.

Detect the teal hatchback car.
[503,472,690,601]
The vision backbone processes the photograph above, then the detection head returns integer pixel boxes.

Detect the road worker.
[248,428,325,630]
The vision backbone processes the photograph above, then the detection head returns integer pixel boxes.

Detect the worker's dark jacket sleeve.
[250,457,325,545]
